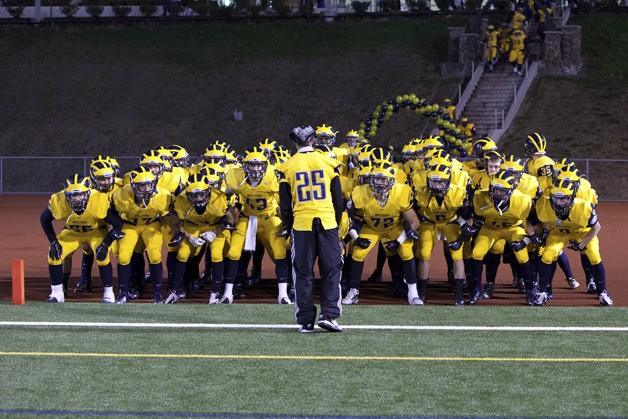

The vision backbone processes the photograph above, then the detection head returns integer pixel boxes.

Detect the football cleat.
[115,295,128,304]
[219,294,234,304]
[587,281,597,294]
[164,291,179,304]
[100,296,115,304]
[408,296,424,306]
[468,289,482,305]
[298,323,315,333]
[454,299,464,307]
[153,293,163,304]
[278,296,294,305]
[73,277,92,293]
[317,315,342,332]
[566,277,580,289]
[598,291,613,307]
[342,288,359,305]
[45,296,62,303]
[208,292,220,304]
[482,283,495,299]
[535,292,548,306]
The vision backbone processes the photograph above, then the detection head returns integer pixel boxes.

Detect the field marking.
[0,321,627,332]
[0,351,626,362]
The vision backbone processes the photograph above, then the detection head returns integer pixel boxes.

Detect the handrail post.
[0,157,3,195]
[586,159,590,179]
[501,109,505,128]
[514,83,518,103]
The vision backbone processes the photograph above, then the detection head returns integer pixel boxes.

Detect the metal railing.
[1,155,627,201]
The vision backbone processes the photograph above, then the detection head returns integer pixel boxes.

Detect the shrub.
[139,2,157,16]
[84,3,104,17]
[379,0,398,11]
[351,0,369,12]
[112,2,132,17]
[59,3,80,17]
[4,0,26,18]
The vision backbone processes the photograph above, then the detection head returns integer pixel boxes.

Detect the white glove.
[188,236,206,247]
[200,231,217,243]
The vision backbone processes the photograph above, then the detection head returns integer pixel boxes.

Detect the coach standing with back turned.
[277,125,345,333]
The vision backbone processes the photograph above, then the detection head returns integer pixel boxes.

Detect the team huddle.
[40,127,613,307]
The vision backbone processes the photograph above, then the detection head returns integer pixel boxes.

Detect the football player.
[532,180,612,306]
[222,147,291,304]
[40,174,123,303]
[166,173,234,304]
[344,164,421,306]
[111,167,172,304]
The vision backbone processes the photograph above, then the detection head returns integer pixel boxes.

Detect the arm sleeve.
[279,181,293,233]
[40,207,57,243]
[104,206,124,232]
[330,175,344,225]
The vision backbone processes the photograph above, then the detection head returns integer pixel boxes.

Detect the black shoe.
[482,283,494,299]
[468,289,481,305]
[298,323,314,333]
[454,299,464,306]
[317,315,342,332]
[73,277,92,293]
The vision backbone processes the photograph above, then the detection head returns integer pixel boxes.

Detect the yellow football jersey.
[350,183,413,232]
[471,169,492,191]
[113,185,171,225]
[225,167,279,218]
[277,149,341,231]
[536,197,596,234]
[486,29,499,47]
[49,190,110,233]
[340,176,358,201]
[526,155,555,192]
[415,184,467,223]
[516,173,541,201]
[173,189,229,227]
[473,189,532,229]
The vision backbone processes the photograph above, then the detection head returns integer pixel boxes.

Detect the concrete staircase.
[460,62,527,137]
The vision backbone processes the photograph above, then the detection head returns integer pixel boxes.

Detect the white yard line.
[0,321,626,331]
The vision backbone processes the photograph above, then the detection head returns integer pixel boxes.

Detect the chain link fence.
[0,156,626,201]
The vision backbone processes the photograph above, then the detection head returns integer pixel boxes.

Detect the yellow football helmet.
[422,135,447,151]
[129,166,157,203]
[89,160,115,193]
[64,174,91,212]
[169,145,192,169]
[314,124,337,147]
[472,137,497,159]
[203,145,226,166]
[243,147,269,182]
[400,144,417,163]
[369,163,396,195]
[550,179,576,214]
[426,164,452,198]
[140,150,167,178]
[489,171,516,208]
[346,130,360,148]
[185,174,211,208]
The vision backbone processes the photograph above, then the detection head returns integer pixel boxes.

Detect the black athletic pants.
[291,219,343,326]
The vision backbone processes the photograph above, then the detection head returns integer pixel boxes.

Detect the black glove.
[568,240,585,251]
[529,233,544,246]
[168,231,185,247]
[540,228,550,241]
[95,243,110,262]
[221,218,236,230]
[110,229,125,241]
[49,240,63,260]
[510,240,527,252]
[384,240,400,253]
[447,237,464,251]
[402,220,419,241]
[354,237,372,249]
[462,224,479,237]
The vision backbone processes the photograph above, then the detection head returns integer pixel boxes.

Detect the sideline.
[0,321,627,331]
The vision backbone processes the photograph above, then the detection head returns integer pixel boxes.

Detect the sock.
[49,264,64,286]
[278,282,289,299]
[580,253,593,284]
[275,258,289,284]
[211,261,224,293]
[407,282,418,299]
[349,260,364,289]
[173,260,186,293]
[454,278,464,303]
[485,252,501,284]
[417,279,429,302]
[149,263,163,295]
[557,252,575,279]
[166,252,177,291]
[118,264,132,295]
[62,273,70,291]
[223,282,234,298]
[98,263,113,287]
[103,286,115,301]
[537,261,553,293]
[81,253,94,282]
[590,262,606,293]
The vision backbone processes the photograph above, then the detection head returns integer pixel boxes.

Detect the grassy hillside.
[0,12,627,196]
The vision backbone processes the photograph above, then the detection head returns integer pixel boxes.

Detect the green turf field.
[0,303,626,418]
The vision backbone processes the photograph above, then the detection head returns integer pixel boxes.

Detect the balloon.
[365,127,371,133]
[387,99,395,104]
[460,151,468,157]
[365,120,372,126]
[395,96,403,104]
[455,140,462,146]
[381,105,388,111]
[377,118,384,124]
